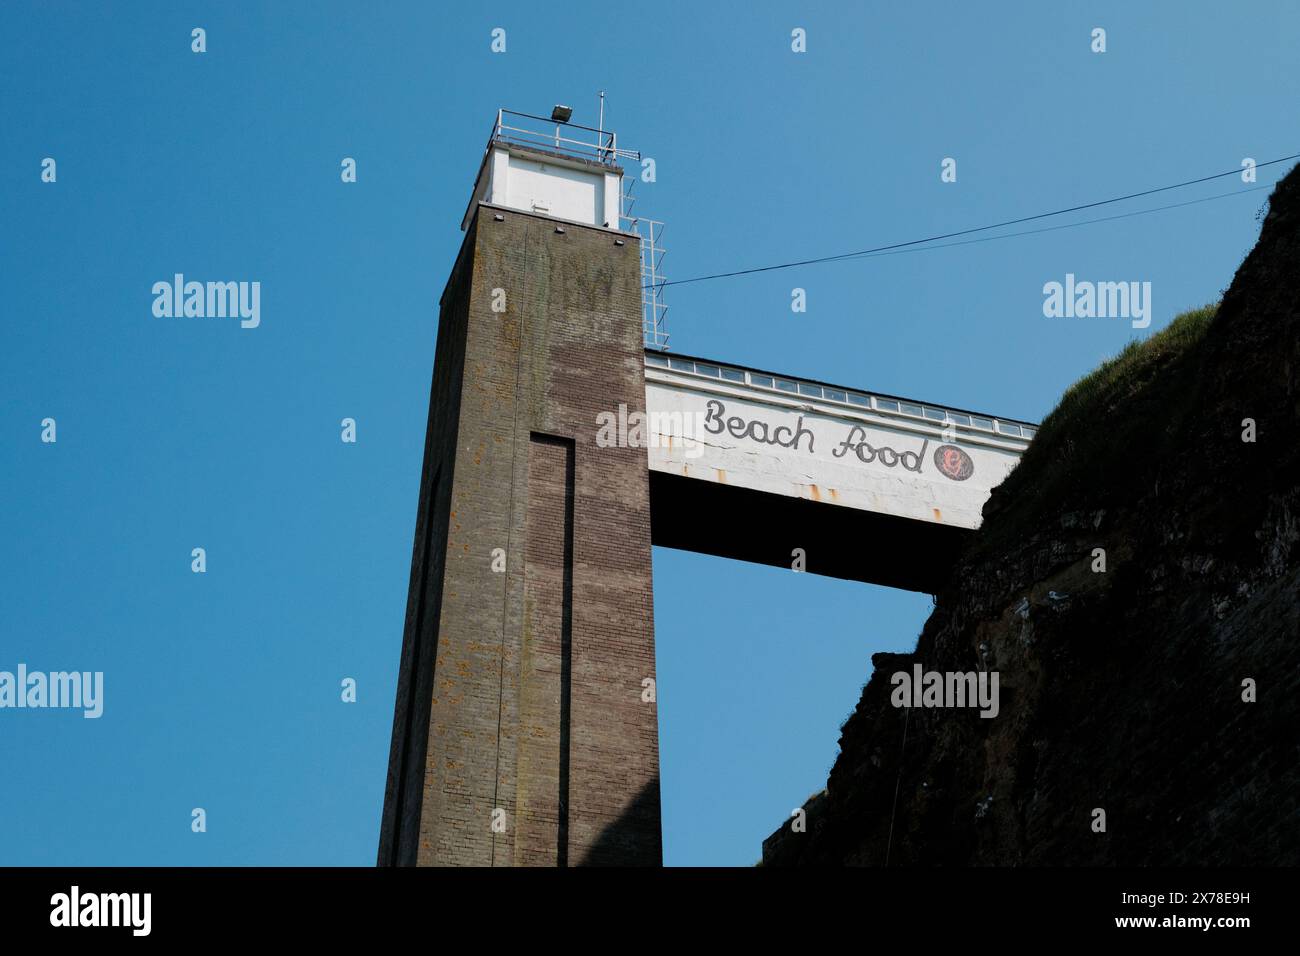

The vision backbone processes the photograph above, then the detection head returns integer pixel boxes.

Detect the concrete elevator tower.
[378,109,662,866]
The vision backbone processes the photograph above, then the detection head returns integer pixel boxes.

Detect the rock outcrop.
[763,165,1300,866]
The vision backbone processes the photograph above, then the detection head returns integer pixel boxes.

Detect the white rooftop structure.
[463,106,670,349]
[461,108,636,232]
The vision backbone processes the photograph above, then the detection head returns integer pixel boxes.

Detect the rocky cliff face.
[763,165,1300,866]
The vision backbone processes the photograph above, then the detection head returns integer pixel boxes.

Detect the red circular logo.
[933,444,974,481]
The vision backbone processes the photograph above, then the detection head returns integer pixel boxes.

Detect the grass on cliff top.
[970,302,1218,560]
[1036,303,1216,441]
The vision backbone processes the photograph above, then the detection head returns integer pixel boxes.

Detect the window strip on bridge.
[645,353,1038,440]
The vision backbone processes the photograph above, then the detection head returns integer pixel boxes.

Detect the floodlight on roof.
[550,104,573,123]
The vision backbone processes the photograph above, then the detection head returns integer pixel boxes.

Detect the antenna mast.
[597,90,607,161]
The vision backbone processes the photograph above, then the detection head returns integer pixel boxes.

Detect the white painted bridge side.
[642,352,1035,531]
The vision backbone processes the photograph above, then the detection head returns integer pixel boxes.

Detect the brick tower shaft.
[379,125,661,864]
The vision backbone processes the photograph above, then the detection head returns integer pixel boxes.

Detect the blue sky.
[1,2,1296,866]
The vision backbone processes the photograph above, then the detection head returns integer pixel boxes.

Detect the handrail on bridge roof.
[645,349,1039,442]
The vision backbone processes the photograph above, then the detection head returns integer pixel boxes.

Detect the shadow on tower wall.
[577,777,664,867]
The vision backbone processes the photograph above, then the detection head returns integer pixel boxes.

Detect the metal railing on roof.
[644,352,1038,441]
[487,109,640,166]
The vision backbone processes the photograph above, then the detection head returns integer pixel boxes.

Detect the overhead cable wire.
[652,153,1299,289]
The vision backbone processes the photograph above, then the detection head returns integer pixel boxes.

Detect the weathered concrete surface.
[644,363,1030,590]
[645,365,1029,531]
